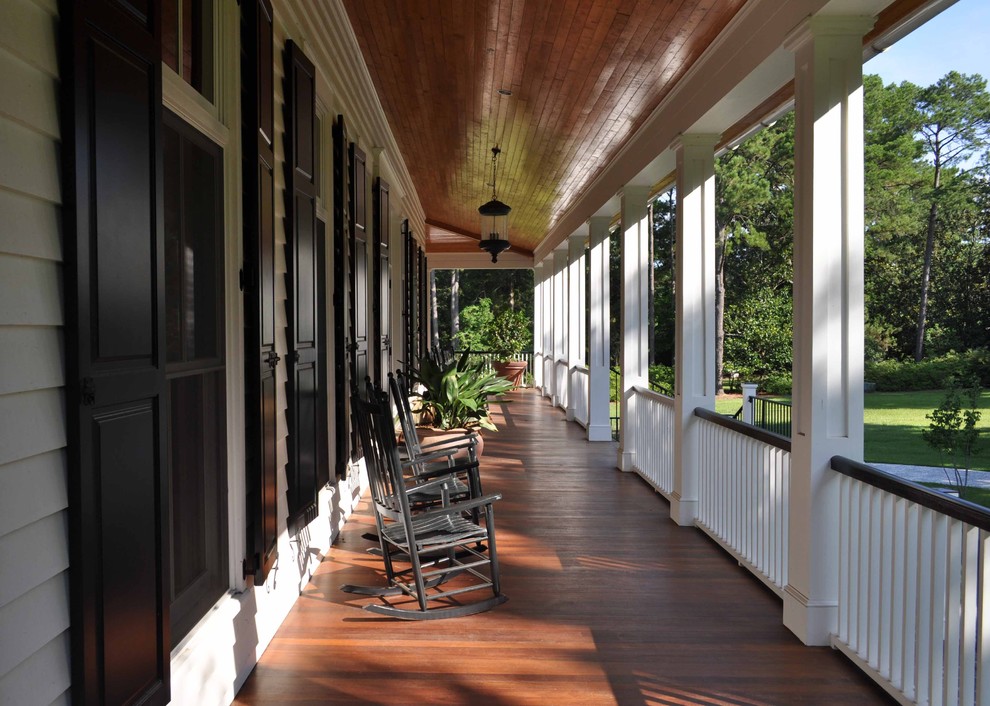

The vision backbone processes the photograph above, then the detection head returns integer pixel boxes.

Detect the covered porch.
[234,390,891,705]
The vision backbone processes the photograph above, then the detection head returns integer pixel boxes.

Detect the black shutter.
[418,248,428,360]
[242,0,278,584]
[373,177,391,385]
[316,218,331,489]
[349,146,369,394]
[283,40,320,531]
[61,1,170,703]
[402,220,415,374]
[331,116,349,477]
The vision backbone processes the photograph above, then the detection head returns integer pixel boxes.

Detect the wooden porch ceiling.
[234,391,894,705]
[341,0,747,259]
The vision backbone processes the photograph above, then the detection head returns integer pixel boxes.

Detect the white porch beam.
[533,261,545,390]
[552,247,569,410]
[783,15,872,647]
[588,217,612,441]
[566,234,586,421]
[671,134,719,525]
[617,185,650,471]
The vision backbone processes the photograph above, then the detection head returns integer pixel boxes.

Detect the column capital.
[670,133,720,154]
[783,16,875,53]
[567,232,587,248]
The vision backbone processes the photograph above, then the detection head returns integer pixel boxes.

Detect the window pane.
[182,137,221,360]
[163,0,179,74]
[164,126,182,363]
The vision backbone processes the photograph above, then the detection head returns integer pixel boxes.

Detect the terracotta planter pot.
[415,426,484,460]
[492,359,527,389]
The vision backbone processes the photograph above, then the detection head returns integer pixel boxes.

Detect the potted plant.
[408,349,514,455]
[485,307,531,389]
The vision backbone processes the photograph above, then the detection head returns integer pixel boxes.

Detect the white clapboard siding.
[0,631,70,706]
[0,450,66,538]
[0,189,62,261]
[0,0,69,703]
[0,573,69,678]
[0,328,64,395]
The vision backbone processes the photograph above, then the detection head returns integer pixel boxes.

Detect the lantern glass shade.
[478,198,511,262]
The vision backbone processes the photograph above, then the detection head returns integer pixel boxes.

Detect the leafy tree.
[716,114,795,391]
[912,72,990,360]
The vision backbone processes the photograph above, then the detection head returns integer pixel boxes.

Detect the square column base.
[617,449,635,472]
[587,424,611,442]
[668,493,697,527]
[783,585,837,646]
[565,406,576,421]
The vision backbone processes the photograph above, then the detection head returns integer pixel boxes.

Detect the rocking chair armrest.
[412,459,482,485]
[400,445,461,467]
[402,472,464,496]
[418,434,478,452]
[414,492,502,522]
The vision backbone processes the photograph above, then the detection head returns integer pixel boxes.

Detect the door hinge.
[242,553,259,579]
[81,377,96,406]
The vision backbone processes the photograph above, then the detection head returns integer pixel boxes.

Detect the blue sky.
[865,0,990,87]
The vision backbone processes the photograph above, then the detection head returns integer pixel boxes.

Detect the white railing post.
[742,382,759,424]
[784,15,871,646]
[672,134,718,525]
[541,255,554,399]
[587,216,612,441]
[552,246,568,410]
[566,233,586,421]
[533,261,545,390]
[617,185,650,472]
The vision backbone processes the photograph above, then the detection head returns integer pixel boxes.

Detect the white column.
[566,233,585,421]
[783,16,871,646]
[671,134,718,524]
[533,262,544,390]
[543,254,554,400]
[617,185,650,471]
[552,247,569,409]
[588,217,612,441]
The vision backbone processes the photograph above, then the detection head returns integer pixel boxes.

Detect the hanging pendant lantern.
[478,146,511,263]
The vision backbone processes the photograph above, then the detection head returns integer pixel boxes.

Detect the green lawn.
[864,390,990,471]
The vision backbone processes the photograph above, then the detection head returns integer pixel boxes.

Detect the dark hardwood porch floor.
[234,389,893,706]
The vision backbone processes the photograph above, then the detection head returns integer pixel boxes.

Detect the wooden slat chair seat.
[342,383,507,620]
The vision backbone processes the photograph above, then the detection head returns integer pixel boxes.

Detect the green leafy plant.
[922,376,983,498]
[408,348,513,431]
[484,307,531,362]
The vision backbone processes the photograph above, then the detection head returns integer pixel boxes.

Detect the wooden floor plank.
[234,390,894,705]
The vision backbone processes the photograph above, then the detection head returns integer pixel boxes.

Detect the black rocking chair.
[341,383,507,620]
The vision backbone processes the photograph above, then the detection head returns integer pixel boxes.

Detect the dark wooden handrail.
[830,456,990,532]
[694,407,791,452]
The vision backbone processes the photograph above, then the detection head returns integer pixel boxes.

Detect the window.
[164,111,227,644]
[163,0,214,102]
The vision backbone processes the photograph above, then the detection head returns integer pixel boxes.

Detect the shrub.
[866,350,990,392]
[760,372,793,396]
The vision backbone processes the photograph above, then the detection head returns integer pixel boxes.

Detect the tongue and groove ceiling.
[341,0,747,258]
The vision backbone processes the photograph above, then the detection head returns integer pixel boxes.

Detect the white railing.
[628,386,675,495]
[571,365,589,428]
[695,409,790,595]
[832,458,990,706]
[554,359,568,409]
